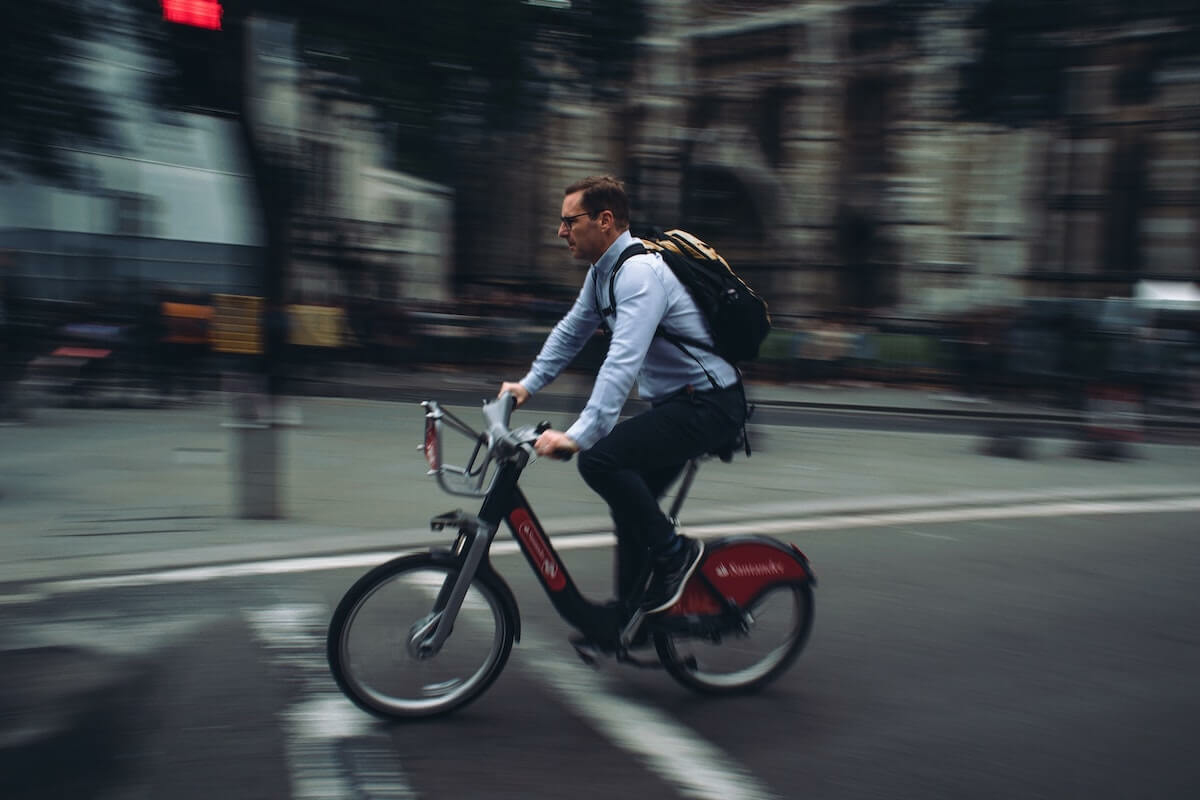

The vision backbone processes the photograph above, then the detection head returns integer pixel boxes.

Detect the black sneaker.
[641,537,704,614]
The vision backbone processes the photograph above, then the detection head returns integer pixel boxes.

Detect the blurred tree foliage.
[0,0,113,184]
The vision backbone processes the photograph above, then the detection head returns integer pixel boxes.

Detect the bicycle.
[327,392,816,720]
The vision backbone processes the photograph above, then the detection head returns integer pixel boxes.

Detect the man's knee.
[578,445,629,487]
[577,447,605,483]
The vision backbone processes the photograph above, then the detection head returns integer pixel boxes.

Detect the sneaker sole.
[644,540,705,614]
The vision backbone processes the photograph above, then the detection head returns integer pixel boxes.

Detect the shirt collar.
[593,230,638,279]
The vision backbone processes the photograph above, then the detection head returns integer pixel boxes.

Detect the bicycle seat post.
[666,458,701,527]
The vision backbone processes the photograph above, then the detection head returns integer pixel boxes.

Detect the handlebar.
[483,392,571,459]
[482,391,519,449]
[422,394,546,497]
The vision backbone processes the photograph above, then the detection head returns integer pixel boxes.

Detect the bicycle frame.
[420,398,622,651]
[416,396,815,659]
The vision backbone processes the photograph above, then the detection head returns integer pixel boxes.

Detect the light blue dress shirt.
[519,230,739,450]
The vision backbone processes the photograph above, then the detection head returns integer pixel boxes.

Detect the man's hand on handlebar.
[498,382,530,408]
[534,429,579,461]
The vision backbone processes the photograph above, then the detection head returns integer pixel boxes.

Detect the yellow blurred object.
[288,304,351,348]
[162,302,213,344]
[211,294,263,354]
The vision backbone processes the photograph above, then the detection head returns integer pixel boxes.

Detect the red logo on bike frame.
[699,541,810,608]
[509,508,566,591]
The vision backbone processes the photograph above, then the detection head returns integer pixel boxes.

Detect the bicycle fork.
[408,511,497,659]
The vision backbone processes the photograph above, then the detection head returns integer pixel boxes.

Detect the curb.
[287,376,1200,434]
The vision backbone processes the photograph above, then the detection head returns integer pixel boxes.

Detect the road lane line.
[898,529,959,541]
[21,496,1200,598]
[245,604,420,800]
[690,496,1200,537]
[517,627,781,800]
[402,574,779,800]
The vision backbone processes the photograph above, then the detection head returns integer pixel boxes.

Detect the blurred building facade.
[0,6,454,309]
[0,2,264,302]
[511,0,1200,321]
[245,17,454,306]
[3,1,1197,326]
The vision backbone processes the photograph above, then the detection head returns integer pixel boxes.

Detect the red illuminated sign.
[161,0,223,30]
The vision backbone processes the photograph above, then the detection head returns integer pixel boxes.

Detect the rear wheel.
[328,552,515,720]
[655,582,813,694]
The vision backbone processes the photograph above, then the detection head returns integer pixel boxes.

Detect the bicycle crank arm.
[618,608,648,650]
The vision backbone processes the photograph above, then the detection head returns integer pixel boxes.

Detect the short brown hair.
[564,175,630,228]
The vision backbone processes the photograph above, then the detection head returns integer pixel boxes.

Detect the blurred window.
[1141,215,1197,277]
[682,167,764,239]
[1147,132,1200,194]
[1050,139,1111,197]
[1155,62,1200,108]
[112,194,160,236]
[1065,67,1113,116]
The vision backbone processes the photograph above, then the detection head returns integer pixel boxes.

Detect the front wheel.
[327,552,515,720]
[655,582,813,694]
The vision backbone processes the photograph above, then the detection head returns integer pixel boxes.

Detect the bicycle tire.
[327,551,515,720]
[655,582,813,695]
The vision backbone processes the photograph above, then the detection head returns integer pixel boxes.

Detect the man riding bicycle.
[499,175,747,648]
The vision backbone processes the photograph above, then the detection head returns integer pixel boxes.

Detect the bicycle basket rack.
[421,400,501,497]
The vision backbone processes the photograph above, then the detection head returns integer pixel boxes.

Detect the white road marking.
[402,573,778,800]
[691,496,1200,538]
[0,591,49,606]
[518,627,781,800]
[897,529,959,541]
[8,613,221,655]
[21,495,1200,598]
[245,604,419,800]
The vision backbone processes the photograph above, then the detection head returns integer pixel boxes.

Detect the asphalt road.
[4,503,1199,799]
[2,393,1198,799]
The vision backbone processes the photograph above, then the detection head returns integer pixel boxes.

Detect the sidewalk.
[2,367,1197,590]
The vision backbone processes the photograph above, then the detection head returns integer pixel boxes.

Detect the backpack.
[601,229,771,366]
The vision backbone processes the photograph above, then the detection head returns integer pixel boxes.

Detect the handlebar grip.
[483,392,517,443]
[496,391,516,418]
[551,448,575,462]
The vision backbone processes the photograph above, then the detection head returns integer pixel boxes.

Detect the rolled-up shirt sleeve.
[563,256,665,449]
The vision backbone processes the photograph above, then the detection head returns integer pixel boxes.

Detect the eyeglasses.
[559,210,606,230]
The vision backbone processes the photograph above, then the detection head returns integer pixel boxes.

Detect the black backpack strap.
[599,240,725,390]
[598,240,752,457]
[595,242,647,320]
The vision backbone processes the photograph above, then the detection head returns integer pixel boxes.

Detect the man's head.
[559,175,630,263]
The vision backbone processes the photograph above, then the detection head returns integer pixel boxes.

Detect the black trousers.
[577,382,747,599]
